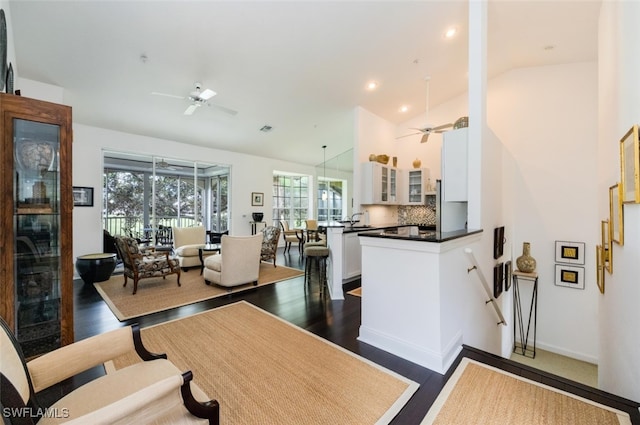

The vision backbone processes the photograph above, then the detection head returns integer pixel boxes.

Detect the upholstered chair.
[203,234,262,289]
[173,226,213,270]
[260,225,281,267]
[279,220,303,254]
[0,317,219,424]
[304,225,327,249]
[305,219,319,242]
[114,236,181,295]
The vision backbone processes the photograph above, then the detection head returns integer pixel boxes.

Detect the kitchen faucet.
[350,212,364,225]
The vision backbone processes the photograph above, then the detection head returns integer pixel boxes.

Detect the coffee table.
[199,243,221,274]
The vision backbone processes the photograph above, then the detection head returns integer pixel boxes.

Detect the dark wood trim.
[131,323,167,361]
[180,371,220,425]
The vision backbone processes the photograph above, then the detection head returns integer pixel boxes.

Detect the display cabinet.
[361,162,400,205]
[0,94,73,357]
[404,168,431,205]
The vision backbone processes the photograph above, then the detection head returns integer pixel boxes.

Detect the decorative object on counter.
[454,116,469,129]
[375,154,389,165]
[516,242,536,273]
[369,153,377,162]
[252,212,264,222]
[412,158,422,169]
[251,191,264,206]
[392,156,397,167]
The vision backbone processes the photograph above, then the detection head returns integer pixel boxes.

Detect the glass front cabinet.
[0,94,73,357]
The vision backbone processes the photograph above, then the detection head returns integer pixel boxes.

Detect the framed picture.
[609,183,623,245]
[73,186,94,207]
[601,220,612,274]
[493,263,503,299]
[554,264,585,290]
[596,245,605,294]
[554,241,585,265]
[620,124,640,203]
[251,192,264,206]
[493,226,504,259]
[504,260,512,292]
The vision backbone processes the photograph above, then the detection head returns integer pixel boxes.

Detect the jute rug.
[347,287,362,297]
[94,263,303,321]
[108,301,419,424]
[421,358,631,425]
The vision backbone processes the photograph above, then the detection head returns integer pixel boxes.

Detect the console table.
[513,270,538,358]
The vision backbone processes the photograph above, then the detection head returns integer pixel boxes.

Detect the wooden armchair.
[115,236,181,295]
[260,225,281,267]
[0,317,219,424]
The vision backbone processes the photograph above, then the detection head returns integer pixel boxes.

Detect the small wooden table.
[199,243,221,274]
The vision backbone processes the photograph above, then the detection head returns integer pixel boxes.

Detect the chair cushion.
[304,246,330,257]
[40,359,181,424]
[204,254,222,272]
[175,244,205,257]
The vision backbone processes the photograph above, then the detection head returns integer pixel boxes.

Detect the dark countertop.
[357,227,483,243]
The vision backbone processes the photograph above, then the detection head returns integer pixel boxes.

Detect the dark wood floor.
[43,249,640,424]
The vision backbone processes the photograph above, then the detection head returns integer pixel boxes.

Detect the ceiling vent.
[259,125,273,133]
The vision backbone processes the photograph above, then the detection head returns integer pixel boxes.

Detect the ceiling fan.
[152,82,238,116]
[396,77,453,143]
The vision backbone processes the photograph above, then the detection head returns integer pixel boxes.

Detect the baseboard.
[533,341,598,365]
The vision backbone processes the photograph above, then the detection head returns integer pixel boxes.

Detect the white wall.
[597,0,640,402]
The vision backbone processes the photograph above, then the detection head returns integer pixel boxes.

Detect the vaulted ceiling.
[9,1,600,166]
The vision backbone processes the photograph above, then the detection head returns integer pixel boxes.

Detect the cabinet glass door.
[380,166,388,202]
[13,118,62,357]
[408,170,422,203]
[390,168,397,203]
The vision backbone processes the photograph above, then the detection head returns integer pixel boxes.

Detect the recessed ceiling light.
[366,81,379,91]
[399,105,409,113]
[444,27,457,39]
[543,45,555,51]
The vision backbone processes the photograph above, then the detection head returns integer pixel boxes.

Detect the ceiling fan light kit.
[152,82,237,116]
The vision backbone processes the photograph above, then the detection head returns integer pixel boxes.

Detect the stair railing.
[464,248,507,326]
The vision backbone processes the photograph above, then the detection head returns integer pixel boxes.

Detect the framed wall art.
[601,220,612,274]
[596,245,605,294]
[73,186,94,207]
[251,192,264,206]
[493,263,504,299]
[504,260,512,292]
[554,241,585,265]
[554,264,585,290]
[620,124,640,203]
[609,183,623,245]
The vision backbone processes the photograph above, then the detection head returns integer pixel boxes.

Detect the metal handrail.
[464,248,507,326]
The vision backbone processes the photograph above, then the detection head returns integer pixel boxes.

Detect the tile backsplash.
[398,198,436,225]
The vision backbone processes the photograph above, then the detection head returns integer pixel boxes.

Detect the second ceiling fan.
[396,77,453,143]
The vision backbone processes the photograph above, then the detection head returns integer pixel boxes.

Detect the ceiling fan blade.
[431,123,453,131]
[420,133,430,144]
[207,103,238,116]
[151,91,185,100]
[198,88,217,101]
[395,132,421,140]
[184,104,199,115]
[409,127,428,133]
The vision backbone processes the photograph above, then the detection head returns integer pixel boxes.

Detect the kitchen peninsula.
[357,227,482,374]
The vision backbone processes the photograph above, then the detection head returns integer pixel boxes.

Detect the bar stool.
[304,245,330,295]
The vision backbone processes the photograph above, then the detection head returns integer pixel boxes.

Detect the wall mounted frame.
[554,264,585,289]
[620,124,640,203]
[609,183,623,245]
[554,241,585,265]
[73,186,94,207]
[601,220,612,274]
[251,192,264,206]
[596,244,605,294]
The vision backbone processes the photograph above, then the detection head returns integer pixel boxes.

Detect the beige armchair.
[173,226,212,270]
[0,317,219,424]
[280,220,303,254]
[203,234,262,289]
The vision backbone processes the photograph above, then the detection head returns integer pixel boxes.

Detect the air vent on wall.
[259,125,273,133]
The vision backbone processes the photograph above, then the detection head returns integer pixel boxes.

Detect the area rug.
[421,358,631,425]
[94,263,303,321]
[108,301,419,424]
[347,287,362,297]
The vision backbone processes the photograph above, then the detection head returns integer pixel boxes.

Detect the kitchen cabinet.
[404,168,431,205]
[342,232,362,280]
[442,128,468,202]
[361,162,400,205]
[0,94,74,358]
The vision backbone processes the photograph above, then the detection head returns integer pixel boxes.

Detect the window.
[273,173,309,228]
[318,178,343,222]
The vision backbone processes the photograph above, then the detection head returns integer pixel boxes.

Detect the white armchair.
[0,318,219,424]
[173,226,211,270]
[203,234,262,289]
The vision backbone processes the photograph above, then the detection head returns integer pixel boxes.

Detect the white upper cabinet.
[404,168,431,205]
[361,162,401,205]
[442,128,468,202]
